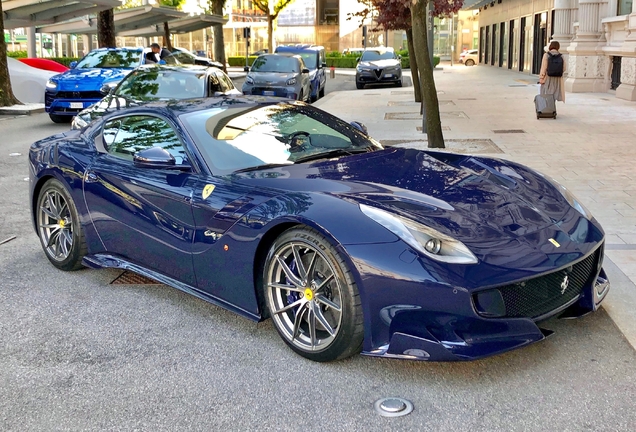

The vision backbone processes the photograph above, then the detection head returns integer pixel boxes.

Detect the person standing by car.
[539,41,566,102]
[146,43,172,63]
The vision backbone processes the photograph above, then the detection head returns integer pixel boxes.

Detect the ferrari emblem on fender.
[549,238,560,247]
[202,184,215,199]
[560,275,569,294]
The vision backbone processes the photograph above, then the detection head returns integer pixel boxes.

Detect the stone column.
[616,1,636,100]
[27,27,37,58]
[565,0,608,93]
[553,0,576,41]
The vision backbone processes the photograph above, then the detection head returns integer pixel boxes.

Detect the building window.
[618,0,633,15]
[611,56,622,90]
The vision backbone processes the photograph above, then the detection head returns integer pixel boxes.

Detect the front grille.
[250,87,288,97]
[374,69,383,78]
[475,248,601,319]
[54,91,104,100]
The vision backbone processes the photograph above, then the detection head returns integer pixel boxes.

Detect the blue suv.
[275,45,326,102]
[45,47,144,123]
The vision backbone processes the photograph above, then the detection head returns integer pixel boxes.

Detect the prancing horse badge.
[202,184,215,199]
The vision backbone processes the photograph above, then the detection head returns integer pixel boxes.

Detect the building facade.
[472,0,636,101]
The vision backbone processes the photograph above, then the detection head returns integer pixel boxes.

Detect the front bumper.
[344,240,609,362]
[242,84,301,100]
[356,68,402,84]
[45,90,102,116]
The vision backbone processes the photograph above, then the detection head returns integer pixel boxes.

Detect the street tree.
[158,0,187,51]
[206,0,228,72]
[252,0,296,53]
[0,0,19,106]
[97,9,117,48]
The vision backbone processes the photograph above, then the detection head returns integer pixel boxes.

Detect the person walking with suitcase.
[535,41,566,119]
[540,41,566,102]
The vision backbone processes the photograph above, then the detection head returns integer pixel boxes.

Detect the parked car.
[250,49,269,56]
[275,44,326,102]
[71,64,241,130]
[242,53,311,101]
[44,47,144,123]
[459,49,479,66]
[7,57,56,104]
[355,48,403,89]
[170,47,223,69]
[17,58,69,73]
[30,96,610,363]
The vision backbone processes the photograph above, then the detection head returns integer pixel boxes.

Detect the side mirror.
[99,84,114,95]
[302,68,310,74]
[398,55,402,60]
[356,57,360,63]
[322,62,327,68]
[350,121,368,135]
[244,66,249,72]
[69,61,77,69]
[133,147,190,171]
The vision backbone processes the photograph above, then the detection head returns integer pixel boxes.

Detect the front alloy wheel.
[264,227,363,362]
[36,178,87,271]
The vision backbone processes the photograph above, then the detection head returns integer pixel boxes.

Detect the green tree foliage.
[252,0,296,53]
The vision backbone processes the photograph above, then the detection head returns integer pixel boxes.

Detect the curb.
[0,106,45,116]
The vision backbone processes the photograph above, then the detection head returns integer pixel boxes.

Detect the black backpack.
[546,52,563,77]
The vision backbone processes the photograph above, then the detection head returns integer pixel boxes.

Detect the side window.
[212,72,229,93]
[209,73,223,94]
[103,115,188,164]
[218,72,235,92]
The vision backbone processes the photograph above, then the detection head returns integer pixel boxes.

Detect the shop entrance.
[532,12,548,75]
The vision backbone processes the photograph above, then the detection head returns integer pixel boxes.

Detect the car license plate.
[263,91,275,96]
[385,74,393,78]
[70,102,84,109]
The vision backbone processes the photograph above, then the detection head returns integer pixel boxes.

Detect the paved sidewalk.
[315,62,636,351]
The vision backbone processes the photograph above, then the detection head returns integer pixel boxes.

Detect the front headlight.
[46,80,57,90]
[245,76,254,85]
[542,174,593,219]
[286,78,297,85]
[360,204,478,264]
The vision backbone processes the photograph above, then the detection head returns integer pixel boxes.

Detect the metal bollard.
[330,66,335,79]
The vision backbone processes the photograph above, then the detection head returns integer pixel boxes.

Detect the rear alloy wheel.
[36,178,87,271]
[264,227,363,362]
[465,59,475,67]
[49,114,72,124]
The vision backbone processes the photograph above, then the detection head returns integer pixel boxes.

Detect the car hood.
[53,68,131,91]
[231,148,597,261]
[248,72,297,85]
[359,59,400,68]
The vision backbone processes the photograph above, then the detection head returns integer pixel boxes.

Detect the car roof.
[276,44,324,53]
[91,47,143,53]
[136,64,217,74]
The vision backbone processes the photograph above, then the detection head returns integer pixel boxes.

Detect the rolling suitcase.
[534,94,557,119]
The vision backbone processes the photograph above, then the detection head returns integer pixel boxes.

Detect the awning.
[461,0,492,10]
[118,13,227,37]
[36,5,186,34]
[2,0,121,29]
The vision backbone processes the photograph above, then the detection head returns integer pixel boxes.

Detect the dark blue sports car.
[29,97,610,362]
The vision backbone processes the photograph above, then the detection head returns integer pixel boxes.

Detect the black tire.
[395,79,403,87]
[49,114,72,124]
[36,178,87,271]
[356,81,364,90]
[465,59,475,67]
[264,226,364,362]
[553,113,557,119]
[319,87,325,98]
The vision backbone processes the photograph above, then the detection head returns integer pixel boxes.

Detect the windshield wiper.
[294,148,372,163]
[232,163,294,173]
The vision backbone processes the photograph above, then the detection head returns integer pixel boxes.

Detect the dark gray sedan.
[242,54,311,102]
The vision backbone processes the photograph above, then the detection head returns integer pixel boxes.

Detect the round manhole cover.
[374,397,413,417]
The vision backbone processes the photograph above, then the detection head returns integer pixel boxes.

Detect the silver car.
[242,53,311,102]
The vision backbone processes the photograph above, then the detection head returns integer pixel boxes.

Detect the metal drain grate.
[364,93,381,96]
[385,111,468,120]
[508,84,527,87]
[493,129,526,134]
[387,101,420,106]
[415,126,451,131]
[390,138,503,154]
[111,271,162,285]
[458,98,477,100]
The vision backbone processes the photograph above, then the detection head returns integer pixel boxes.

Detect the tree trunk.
[267,15,274,53]
[0,0,20,106]
[411,0,444,149]
[163,22,173,51]
[211,1,226,72]
[406,28,421,103]
[97,9,116,48]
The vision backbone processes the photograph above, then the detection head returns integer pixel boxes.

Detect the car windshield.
[180,103,382,175]
[251,56,300,73]
[76,50,141,69]
[116,69,206,100]
[360,50,396,61]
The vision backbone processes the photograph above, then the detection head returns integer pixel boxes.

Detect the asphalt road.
[1,104,636,431]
